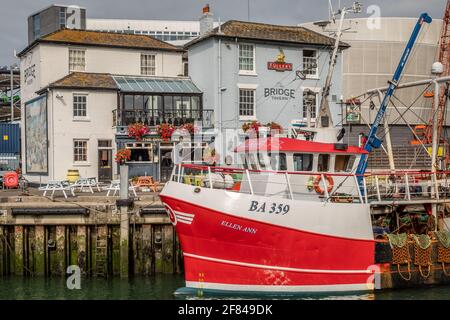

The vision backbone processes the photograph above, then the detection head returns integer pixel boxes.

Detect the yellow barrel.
[67,169,80,183]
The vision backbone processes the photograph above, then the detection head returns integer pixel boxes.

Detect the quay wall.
[0,196,182,277]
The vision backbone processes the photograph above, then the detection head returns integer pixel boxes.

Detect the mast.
[316,2,362,128]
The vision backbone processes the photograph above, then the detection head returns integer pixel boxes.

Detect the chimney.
[199,4,214,36]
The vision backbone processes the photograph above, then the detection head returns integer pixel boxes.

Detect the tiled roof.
[19,28,182,57]
[186,20,349,48]
[39,72,118,92]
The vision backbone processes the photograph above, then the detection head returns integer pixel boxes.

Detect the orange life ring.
[313,175,334,195]
[3,172,19,188]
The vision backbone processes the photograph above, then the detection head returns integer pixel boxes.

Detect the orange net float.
[313,175,334,195]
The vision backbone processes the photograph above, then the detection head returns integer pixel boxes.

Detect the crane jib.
[356,13,432,178]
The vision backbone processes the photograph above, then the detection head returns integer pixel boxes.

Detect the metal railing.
[171,164,450,205]
[112,109,214,128]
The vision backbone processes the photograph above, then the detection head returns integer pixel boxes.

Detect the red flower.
[157,123,175,141]
[128,123,149,141]
[115,148,131,164]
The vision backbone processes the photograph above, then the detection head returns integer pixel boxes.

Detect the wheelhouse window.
[69,48,86,72]
[73,94,87,118]
[303,50,318,77]
[293,153,313,171]
[239,44,255,73]
[270,153,287,171]
[141,54,156,75]
[239,89,256,119]
[73,140,88,162]
[335,155,357,172]
[318,154,330,172]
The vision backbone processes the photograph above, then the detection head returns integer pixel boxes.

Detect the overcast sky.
[0,0,447,66]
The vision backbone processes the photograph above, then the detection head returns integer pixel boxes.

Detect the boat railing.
[171,164,450,204]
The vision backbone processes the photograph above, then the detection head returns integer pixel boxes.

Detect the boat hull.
[160,181,376,293]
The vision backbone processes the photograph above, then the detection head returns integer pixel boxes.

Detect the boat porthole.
[194,187,201,193]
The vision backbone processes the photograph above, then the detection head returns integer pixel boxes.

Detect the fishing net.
[388,233,411,281]
[435,231,450,276]
[412,234,432,278]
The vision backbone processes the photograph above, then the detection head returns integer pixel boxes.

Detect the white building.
[86,5,219,46]
[19,28,204,184]
[86,19,201,46]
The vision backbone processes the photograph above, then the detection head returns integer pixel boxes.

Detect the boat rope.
[387,233,412,281]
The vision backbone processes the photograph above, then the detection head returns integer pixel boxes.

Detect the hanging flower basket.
[266,122,283,132]
[128,123,149,141]
[180,123,199,135]
[242,121,262,135]
[115,148,131,165]
[157,123,175,141]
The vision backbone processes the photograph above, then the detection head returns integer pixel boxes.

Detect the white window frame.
[73,139,89,164]
[301,86,321,122]
[238,43,256,76]
[69,48,86,72]
[238,84,258,121]
[302,49,318,79]
[72,93,89,120]
[141,53,156,76]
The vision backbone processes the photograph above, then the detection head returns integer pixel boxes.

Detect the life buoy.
[3,172,19,188]
[313,175,334,195]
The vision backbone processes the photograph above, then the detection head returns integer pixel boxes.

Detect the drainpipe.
[49,88,55,180]
[218,37,222,135]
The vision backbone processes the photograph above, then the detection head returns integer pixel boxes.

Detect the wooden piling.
[48,226,57,276]
[111,226,120,276]
[55,226,65,275]
[162,225,174,274]
[34,226,45,276]
[142,225,153,276]
[14,226,23,276]
[132,225,142,275]
[154,225,163,273]
[77,226,86,274]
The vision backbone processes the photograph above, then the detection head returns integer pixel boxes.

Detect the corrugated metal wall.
[0,124,20,154]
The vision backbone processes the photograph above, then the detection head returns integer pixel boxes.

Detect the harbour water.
[1,275,449,300]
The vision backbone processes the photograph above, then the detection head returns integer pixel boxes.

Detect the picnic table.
[133,176,160,192]
[106,180,138,197]
[71,177,102,193]
[39,180,75,199]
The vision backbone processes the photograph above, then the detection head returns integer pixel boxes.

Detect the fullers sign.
[267,61,293,72]
[268,49,292,71]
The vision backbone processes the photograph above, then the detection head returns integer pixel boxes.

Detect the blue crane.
[356,13,433,177]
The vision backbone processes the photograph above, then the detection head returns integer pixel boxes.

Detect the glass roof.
[113,76,201,94]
